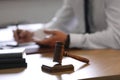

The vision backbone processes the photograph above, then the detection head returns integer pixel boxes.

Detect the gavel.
[41,41,89,73]
[53,41,89,64]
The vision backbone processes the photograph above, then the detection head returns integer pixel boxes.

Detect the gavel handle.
[64,52,89,64]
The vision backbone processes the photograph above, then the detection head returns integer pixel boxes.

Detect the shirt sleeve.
[32,0,74,40]
[70,0,120,49]
[44,0,75,33]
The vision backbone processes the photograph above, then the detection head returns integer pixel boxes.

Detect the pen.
[6,23,23,47]
[16,24,20,46]
[6,24,20,47]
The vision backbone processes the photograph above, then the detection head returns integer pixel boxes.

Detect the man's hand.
[34,30,67,48]
[13,29,34,43]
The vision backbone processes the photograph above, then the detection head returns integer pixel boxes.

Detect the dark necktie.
[84,0,93,33]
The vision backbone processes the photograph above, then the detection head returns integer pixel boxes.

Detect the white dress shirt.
[34,0,120,49]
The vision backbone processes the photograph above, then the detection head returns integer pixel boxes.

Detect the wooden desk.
[0,49,120,80]
[0,24,120,80]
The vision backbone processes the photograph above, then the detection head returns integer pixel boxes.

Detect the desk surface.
[0,24,120,80]
[0,49,120,80]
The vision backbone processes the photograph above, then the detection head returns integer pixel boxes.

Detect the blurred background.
[0,0,62,27]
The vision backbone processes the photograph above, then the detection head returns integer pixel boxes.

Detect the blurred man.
[14,0,120,49]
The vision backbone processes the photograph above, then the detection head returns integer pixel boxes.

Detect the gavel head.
[53,41,64,64]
